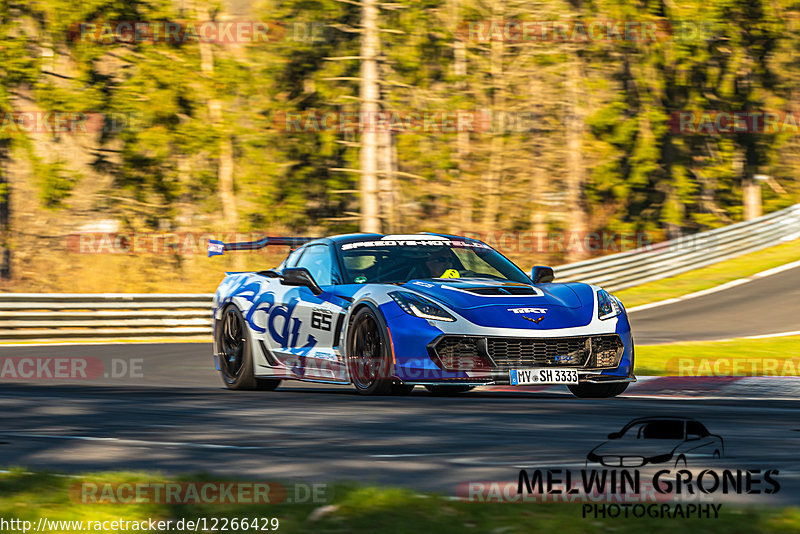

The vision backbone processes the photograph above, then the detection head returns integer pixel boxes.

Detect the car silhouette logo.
[586,417,724,468]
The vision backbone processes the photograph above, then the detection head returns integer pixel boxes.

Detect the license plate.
[509,368,579,385]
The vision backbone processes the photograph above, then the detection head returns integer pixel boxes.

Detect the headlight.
[389,291,455,322]
[597,289,622,320]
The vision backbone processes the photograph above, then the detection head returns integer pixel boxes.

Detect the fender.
[344,297,398,382]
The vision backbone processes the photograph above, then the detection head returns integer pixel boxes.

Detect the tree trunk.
[480,0,504,232]
[217,134,237,228]
[376,50,397,232]
[529,145,547,235]
[564,53,588,262]
[377,128,396,232]
[0,159,9,280]
[743,178,762,220]
[450,0,471,233]
[359,0,381,233]
[197,4,237,229]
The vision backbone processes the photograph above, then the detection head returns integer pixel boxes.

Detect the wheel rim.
[219,308,246,381]
[350,314,386,389]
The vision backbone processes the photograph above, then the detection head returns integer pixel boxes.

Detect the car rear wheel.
[347,308,393,395]
[424,385,475,395]
[218,306,281,391]
[568,382,628,398]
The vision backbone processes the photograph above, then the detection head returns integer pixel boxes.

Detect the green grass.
[1,470,799,533]
[615,238,800,308]
[636,335,800,376]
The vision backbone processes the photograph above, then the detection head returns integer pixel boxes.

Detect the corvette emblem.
[508,307,547,314]
[521,315,545,324]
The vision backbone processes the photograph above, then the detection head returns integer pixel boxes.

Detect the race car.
[208,233,635,398]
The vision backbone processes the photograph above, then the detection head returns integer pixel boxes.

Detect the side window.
[294,244,333,286]
[282,247,305,269]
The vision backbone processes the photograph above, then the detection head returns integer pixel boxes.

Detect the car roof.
[323,232,485,245]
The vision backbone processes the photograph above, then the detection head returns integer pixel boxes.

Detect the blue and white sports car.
[209,233,635,398]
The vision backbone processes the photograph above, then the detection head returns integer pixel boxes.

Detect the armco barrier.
[0,204,798,340]
[555,203,800,291]
[0,293,214,340]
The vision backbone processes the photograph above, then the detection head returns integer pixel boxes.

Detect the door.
[258,244,347,381]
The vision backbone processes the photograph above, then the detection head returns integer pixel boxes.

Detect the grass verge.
[1,470,799,533]
[635,335,800,376]
[615,238,800,308]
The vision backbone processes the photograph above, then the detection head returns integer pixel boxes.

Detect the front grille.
[430,334,623,371]
[433,337,491,371]
[586,335,624,368]
[488,337,591,367]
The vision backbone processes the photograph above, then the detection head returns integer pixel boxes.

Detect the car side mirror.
[531,266,555,284]
[607,432,621,439]
[281,267,323,295]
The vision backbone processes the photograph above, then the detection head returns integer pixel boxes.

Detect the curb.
[483,375,800,399]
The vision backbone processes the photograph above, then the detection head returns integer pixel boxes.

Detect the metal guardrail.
[555,203,800,291]
[0,294,214,340]
[1,204,798,340]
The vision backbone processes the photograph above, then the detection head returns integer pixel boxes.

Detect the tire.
[217,305,281,391]
[425,385,475,396]
[568,382,628,398]
[346,307,394,395]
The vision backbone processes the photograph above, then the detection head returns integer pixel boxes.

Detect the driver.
[423,248,452,278]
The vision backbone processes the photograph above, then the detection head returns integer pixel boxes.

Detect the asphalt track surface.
[629,263,800,344]
[1,269,799,505]
[0,379,799,504]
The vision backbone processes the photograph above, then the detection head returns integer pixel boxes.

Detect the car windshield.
[620,420,685,440]
[338,238,531,285]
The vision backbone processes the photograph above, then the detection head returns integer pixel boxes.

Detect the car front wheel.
[347,307,393,395]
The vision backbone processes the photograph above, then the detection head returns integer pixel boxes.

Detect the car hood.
[590,440,683,458]
[398,279,595,329]
[400,279,582,308]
